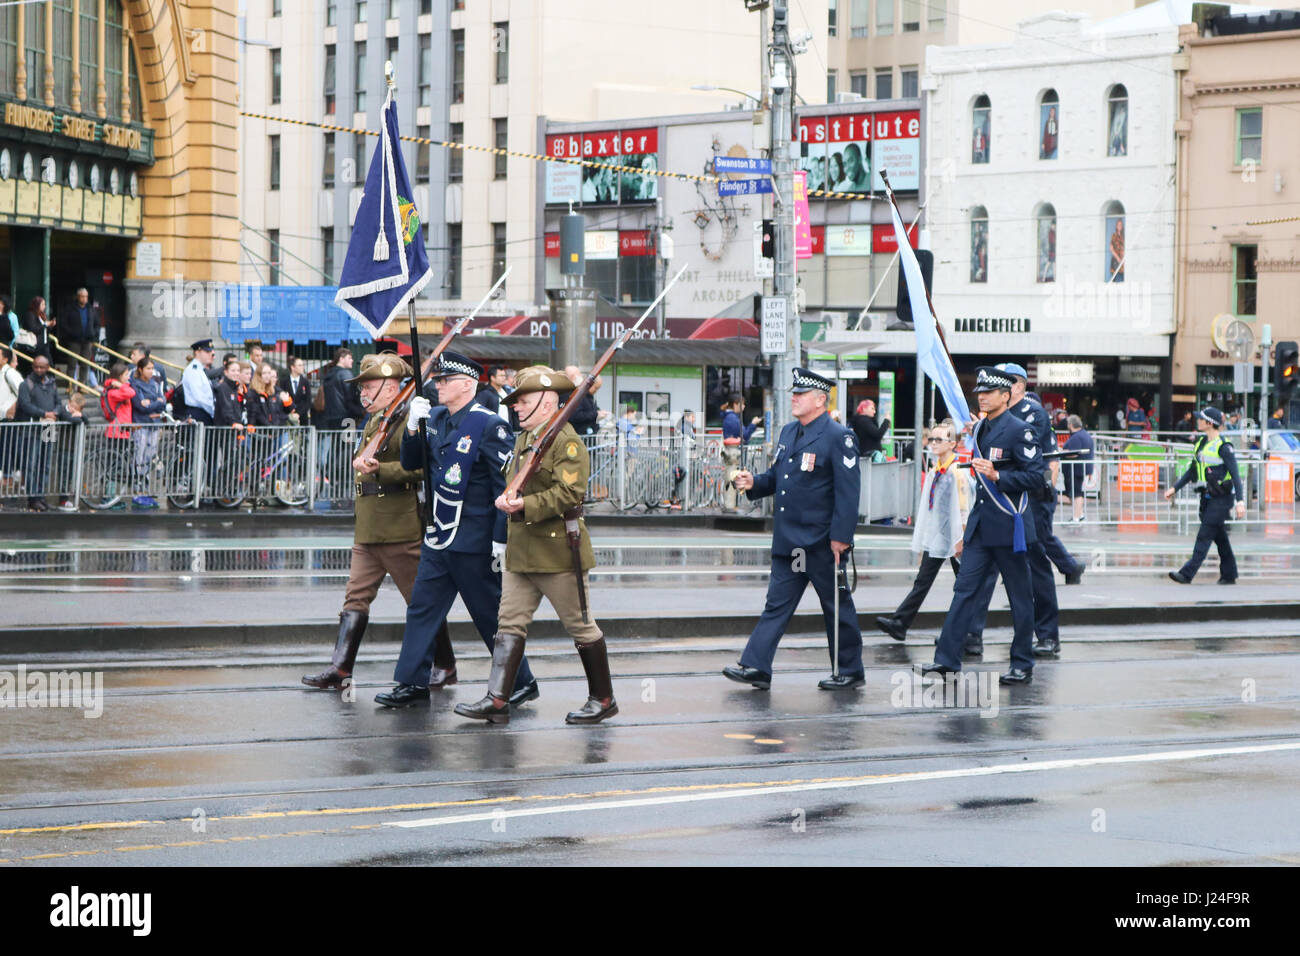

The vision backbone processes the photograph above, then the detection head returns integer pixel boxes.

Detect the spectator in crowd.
[618,407,644,450]
[213,358,247,428]
[101,362,138,507]
[127,343,168,390]
[248,363,294,426]
[56,391,87,511]
[852,398,890,461]
[0,344,24,496]
[281,355,312,424]
[1123,397,1150,434]
[1053,407,1069,434]
[129,356,166,509]
[57,287,105,382]
[672,409,697,507]
[1,297,20,350]
[1271,405,1287,429]
[319,347,365,429]
[21,297,55,362]
[505,368,518,390]
[1175,410,1195,434]
[1060,414,1095,524]
[720,393,759,512]
[564,365,600,436]
[213,353,235,384]
[489,364,512,401]
[16,355,76,511]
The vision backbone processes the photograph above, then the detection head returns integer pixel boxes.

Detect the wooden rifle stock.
[355,268,511,460]
[504,265,687,499]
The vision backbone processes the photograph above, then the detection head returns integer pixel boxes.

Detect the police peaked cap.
[791,367,834,393]
[1198,406,1225,427]
[973,366,1016,393]
[503,365,575,405]
[190,338,215,352]
[431,351,484,381]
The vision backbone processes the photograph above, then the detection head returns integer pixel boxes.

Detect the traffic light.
[1275,340,1299,399]
[761,219,775,260]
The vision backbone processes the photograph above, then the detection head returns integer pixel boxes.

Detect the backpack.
[100,388,115,420]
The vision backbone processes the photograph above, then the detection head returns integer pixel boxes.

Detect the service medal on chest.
[456,435,473,454]
[445,463,463,486]
[801,453,816,472]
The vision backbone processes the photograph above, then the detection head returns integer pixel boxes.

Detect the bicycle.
[80,413,196,510]
[214,428,310,509]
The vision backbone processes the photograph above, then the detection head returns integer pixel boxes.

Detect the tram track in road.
[3,729,1300,827]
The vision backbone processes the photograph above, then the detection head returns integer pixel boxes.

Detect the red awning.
[686,317,759,340]
[490,314,533,335]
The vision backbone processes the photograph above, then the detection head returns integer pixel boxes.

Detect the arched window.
[1105,200,1125,282]
[1035,202,1056,283]
[1107,84,1128,157]
[1038,89,1059,160]
[970,206,988,282]
[971,95,991,164]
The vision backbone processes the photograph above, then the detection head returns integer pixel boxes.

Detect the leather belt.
[356,481,413,497]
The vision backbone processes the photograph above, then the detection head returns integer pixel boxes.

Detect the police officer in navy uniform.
[1166,406,1245,584]
[920,367,1045,684]
[965,363,1082,658]
[723,367,864,690]
[374,352,539,708]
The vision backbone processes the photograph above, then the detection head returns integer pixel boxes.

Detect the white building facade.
[921,11,1180,427]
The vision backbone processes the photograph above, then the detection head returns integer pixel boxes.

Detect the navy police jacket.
[401,401,513,553]
[964,410,1045,547]
[746,411,860,556]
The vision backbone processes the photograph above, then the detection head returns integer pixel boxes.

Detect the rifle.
[356,267,511,462]
[503,264,687,500]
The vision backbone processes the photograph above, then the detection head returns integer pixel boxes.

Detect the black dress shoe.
[1168,570,1191,584]
[508,679,540,706]
[1217,577,1237,585]
[963,636,984,657]
[875,615,907,641]
[999,668,1033,684]
[917,662,958,677]
[817,672,865,690]
[565,696,618,724]
[1064,567,1084,585]
[374,683,430,708]
[722,664,771,689]
[429,665,458,688]
[1032,637,1060,657]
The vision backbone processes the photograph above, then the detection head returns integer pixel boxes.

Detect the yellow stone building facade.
[0,0,237,354]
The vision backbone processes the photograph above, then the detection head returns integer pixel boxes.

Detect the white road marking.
[388,740,1300,830]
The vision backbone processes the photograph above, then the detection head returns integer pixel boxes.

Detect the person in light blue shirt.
[181,339,216,424]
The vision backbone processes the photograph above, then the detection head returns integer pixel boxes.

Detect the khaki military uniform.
[343,409,424,612]
[498,422,601,643]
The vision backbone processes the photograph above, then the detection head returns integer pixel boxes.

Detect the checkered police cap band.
[437,357,480,379]
[975,368,1015,391]
[792,368,833,392]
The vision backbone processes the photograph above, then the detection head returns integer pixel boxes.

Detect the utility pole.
[769,0,797,438]
[1259,322,1271,505]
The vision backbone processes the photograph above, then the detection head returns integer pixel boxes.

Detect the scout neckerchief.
[927,455,955,511]
[425,401,498,550]
[970,416,1029,553]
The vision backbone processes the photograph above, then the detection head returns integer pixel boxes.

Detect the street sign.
[714,156,772,174]
[760,296,787,356]
[1234,362,1253,394]
[718,178,773,197]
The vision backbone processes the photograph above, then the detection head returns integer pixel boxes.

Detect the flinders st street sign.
[0,95,153,237]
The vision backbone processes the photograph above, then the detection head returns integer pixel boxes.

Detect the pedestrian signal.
[1275,340,1299,399]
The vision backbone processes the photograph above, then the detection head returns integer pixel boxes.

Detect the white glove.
[407,395,432,433]
[491,541,507,559]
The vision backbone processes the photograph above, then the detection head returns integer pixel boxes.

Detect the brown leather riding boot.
[429,621,458,687]
[454,632,525,724]
[565,638,618,725]
[302,610,368,689]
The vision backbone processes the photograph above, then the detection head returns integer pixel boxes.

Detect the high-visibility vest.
[1193,435,1232,490]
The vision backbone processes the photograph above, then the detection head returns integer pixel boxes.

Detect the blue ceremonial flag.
[887,199,972,428]
[334,88,433,339]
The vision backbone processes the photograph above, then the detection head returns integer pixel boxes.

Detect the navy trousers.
[1179,495,1238,581]
[394,545,535,689]
[740,545,863,677]
[1036,497,1082,576]
[935,538,1036,672]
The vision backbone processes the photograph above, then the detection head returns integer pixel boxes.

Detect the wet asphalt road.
[3,621,1299,866]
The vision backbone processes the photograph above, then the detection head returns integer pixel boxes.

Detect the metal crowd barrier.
[0,421,82,506]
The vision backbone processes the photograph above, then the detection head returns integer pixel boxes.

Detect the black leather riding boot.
[454,632,525,724]
[565,638,619,725]
[302,610,368,688]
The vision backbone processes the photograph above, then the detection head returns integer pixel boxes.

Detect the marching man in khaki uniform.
[454,366,618,726]
[302,352,453,690]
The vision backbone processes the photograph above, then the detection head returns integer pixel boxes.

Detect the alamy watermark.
[0,665,104,718]
[890,669,999,718]
[151,274,261,330]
